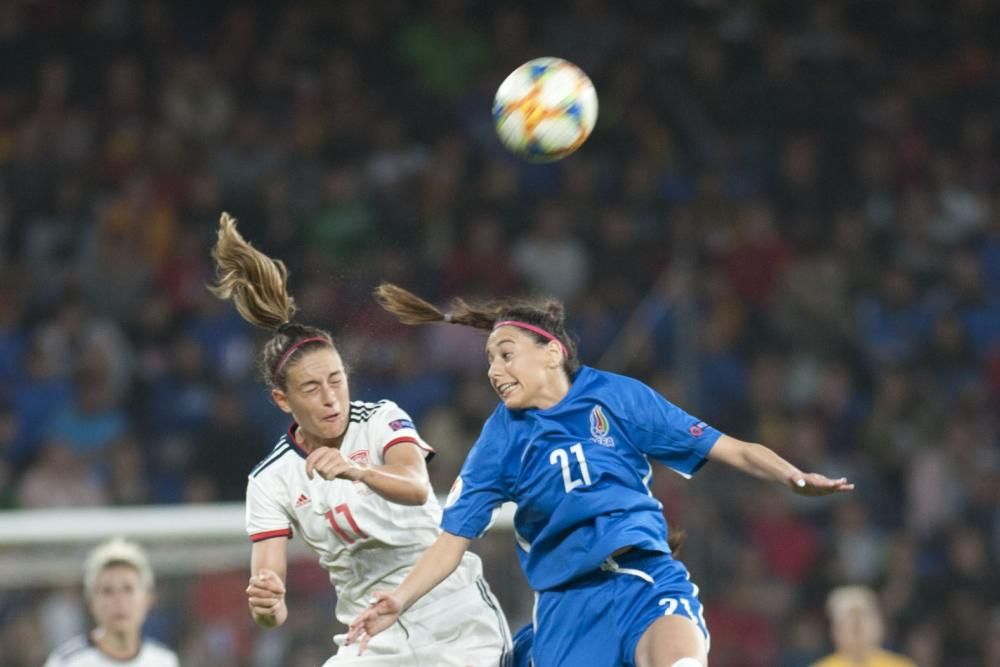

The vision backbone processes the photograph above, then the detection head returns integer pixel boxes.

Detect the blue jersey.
[441,365,722,591]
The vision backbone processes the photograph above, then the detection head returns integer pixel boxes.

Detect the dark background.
[0,1,998,665]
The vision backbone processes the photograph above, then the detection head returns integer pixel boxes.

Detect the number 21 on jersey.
[550,443,592,493]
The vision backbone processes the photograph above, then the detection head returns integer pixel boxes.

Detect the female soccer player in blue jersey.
[348,283,854,667]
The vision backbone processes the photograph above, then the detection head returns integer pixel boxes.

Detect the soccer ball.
[492,57,598,162]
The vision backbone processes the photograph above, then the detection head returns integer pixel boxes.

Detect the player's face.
[88,564,152,637]
[486,327,564,409]
[274,348,351,442]
[832,607,881,652]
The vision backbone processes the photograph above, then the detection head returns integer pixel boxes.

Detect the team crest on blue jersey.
[589,405,615,447]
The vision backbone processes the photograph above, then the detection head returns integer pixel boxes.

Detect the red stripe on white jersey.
[383,436,435,457]
[250,528,293,542]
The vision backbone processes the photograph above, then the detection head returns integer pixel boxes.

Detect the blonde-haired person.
[43,538,178,667]
[208,213,510,666]
[811,585,916,667]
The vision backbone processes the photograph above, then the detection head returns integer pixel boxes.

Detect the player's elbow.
[401,481,430,505]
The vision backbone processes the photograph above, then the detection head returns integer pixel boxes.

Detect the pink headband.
[272,336,330,384]
[493,320,569,358]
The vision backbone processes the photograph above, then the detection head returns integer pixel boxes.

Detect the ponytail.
[374,283,500,330]
[209,213,331,388]
[374,282,579,374]
[209,212,297,330]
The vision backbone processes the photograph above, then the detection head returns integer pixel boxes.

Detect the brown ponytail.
[374,282,580,374]
[208,212,332,388]
[209,212,297,329]
[373,283,500,330]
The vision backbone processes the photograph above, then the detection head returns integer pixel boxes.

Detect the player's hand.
[790,472,854,496]
[346,591,404,654]
[306,446,367,482]
[246,569,286,625]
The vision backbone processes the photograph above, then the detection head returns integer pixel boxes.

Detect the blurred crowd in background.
[0,1,998,666]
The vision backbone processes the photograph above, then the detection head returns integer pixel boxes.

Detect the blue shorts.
[529,550,709,667]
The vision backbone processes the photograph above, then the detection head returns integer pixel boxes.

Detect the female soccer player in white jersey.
[43,538,179,667]
[348,284,854,667]
[208,214,511,666]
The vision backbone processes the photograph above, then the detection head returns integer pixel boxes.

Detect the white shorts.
[326,576,512,667]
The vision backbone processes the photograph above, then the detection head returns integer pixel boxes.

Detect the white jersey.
[44,635,178,667]
[247,399,511,665]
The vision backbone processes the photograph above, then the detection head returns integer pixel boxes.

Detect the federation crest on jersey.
[349,450,372,494]
[589,405,615,447]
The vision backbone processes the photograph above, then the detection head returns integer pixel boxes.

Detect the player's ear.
[545,340,563,369]
[271,388,293,414]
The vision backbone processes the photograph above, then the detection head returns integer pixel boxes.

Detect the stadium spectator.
[811,585,915,667]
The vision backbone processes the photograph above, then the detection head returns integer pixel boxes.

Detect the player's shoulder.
[249,431,297,479]
[470,403,519,461]
[811,652,915,667]
[46,635,178,667]
[349,398,398,425]
[584,366,647,391]
[142,638,180,664]
[569,366,651,410]
[47,635,92,663]
[873,650,918,667]
[809,654,856,667]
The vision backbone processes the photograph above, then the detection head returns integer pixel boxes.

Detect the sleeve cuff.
[383,436,436,461]
[249,528,293,542]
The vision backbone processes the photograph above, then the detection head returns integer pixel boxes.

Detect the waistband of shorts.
[605,546,667,567]
[551,547,670,590]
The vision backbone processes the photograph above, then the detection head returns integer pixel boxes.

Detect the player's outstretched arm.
[707,434,854,496]
[347,531,471,653]
[247,538,290,628]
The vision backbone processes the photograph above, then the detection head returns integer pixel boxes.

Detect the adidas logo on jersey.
[294,493,311,508]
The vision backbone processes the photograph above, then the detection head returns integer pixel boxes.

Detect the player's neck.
[294,424,346,452]
[91,627,141,660]
[840,644,875,663]
[533,373,572,410]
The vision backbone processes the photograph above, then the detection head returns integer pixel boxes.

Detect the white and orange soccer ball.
[492,57,598,162]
